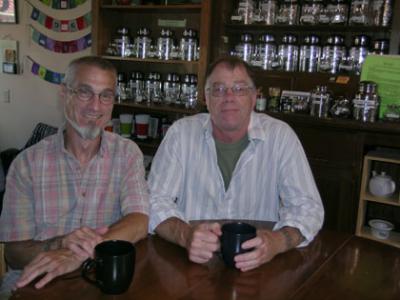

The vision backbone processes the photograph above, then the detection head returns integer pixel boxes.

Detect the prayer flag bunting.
[39,0,87,9]
[30,6,91,32]
[28,56,64,85]
[30,26,91,53]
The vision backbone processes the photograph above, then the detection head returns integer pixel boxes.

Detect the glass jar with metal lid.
[235,33,254,63]
[278,34,299,71]
[300,0,324,25]
[116,72,127,103]
[180,74,198,109]
[299,35,321,73]
[276,0,299,25]
[371,0,392,27]
[114,27,132,57]
[144,72,162,104]
[231,0,257,24]
[163,73,181,105]
[348,35,370,74]
[371,39,390,55]
[255,34,277,70]
[180,29,198,61]
[352,81,380,122]
[260,0,278,25]
[134,27,152,59]
[128,71,145,103]
[319,35,346,74]
[157,29,175,60]
[349,0,371,25]
[310,85,332,118]
[326,0,349,24]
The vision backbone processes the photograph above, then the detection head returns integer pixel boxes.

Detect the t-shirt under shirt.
[214,134,249,190]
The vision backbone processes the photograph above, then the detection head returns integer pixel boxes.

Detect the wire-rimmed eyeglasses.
[206,83,255,97]
[68,86,115,105]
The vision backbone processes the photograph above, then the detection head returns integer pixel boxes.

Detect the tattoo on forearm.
[281,227,304,250]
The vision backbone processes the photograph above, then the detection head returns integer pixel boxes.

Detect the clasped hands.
[16,226,108,290]
[186,222,284,272]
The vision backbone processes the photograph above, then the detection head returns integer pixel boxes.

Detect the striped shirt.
[0,129,149,241]
[148,113,324,245]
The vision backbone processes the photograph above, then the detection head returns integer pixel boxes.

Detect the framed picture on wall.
[0,0,17,24]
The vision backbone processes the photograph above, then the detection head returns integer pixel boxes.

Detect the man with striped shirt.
[149,56,324,271]
[0,56,149,290]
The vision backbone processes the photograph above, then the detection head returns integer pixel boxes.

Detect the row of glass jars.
[255,81,382,122]
[232,0,392,26]
[116,71,198,108]
[107,27,199,61]
[232,33,389,74]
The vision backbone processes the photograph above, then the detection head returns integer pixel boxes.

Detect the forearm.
[4,236,64,270]
[155,217,192,249]
[276,226,305,253]
[104,212,149,243]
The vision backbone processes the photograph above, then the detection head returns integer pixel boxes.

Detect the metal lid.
[326,35,344,45]
[352,35,370,47]
[303,35,320,45]
[166,73,180,82]
[116,27,130,35]
[259,34,275,43]
[137,27,150,36]
[160,28,174,37]
[117,72,126,82]
[182,74,197,84]
[130,71,143,80]
[241,33,253,42]
[183,29,197,38]
[282,34,297,44]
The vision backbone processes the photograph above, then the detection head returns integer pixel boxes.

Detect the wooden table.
[10,223,400,300]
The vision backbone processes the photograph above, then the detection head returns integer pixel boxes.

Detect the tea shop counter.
[267,112,400,234]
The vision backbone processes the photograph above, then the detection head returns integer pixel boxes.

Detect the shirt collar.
[203,112,266,142]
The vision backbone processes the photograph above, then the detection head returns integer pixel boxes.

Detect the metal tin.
[310,85,331,118]
[371,0,392,27]
[128,71,144,103]
[371,39,390,55]
[326,0,349,24]
[349,0,371,25]
[319,35,346,74]
[260,0,277,24]
[236,33,254,62]
[180,29,198,61]
[347,35,370,74]
[157,29,175,60]
[352,81,380,122]
[256,34,277,70]
[135,27,152,59]
[163,73,181,105]
[300,0,323,25]
[180,74,198,108]
[299,35,321,73]
[276,0,299,25]
[278,34,299,71]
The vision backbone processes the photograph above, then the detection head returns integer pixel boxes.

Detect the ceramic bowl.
[368,219,394,240]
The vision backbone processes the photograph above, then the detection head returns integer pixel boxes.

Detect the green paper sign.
[360,55,400,119]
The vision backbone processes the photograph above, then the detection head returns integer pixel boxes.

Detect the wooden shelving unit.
[356,151,400,248]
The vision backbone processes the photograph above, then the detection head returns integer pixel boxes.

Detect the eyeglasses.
[68,86,115,105]
[206,83,255,97]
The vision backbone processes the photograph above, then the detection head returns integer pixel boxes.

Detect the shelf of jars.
[101,55,199,66]
[225,23,392,34]
[114,101,205,115]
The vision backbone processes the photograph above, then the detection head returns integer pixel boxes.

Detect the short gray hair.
[62,56,117,88]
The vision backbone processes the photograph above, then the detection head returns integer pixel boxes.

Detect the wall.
[0,0,92,151]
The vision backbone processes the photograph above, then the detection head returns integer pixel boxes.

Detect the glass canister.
[116,72,127,103]
[348,35,370,74]
[144,72,162,104]
[114,27,131,57]
[180,74,198,109]
[180,29,198,61]
[163,73,181,105]
[330,96,352,118]
[157,29,175,60]
[260,0,278,25]
[300,0,324,25]
[231,0,257,24]
[326,0,349,24]
[135,27,152,59]
[310,85,332,118]
[276,0,299,25]
[235,33,254,63]
[319,35,346,74]
[371,0,392,27]
[278,34,299,71]
[128,71,145,103]
[299,35,321,73]
[352,81,380,122]
[371,39,390,54]
[349,0,371,25]
[256,34,277,70]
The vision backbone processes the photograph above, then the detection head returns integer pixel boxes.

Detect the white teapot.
[368,171,396,197]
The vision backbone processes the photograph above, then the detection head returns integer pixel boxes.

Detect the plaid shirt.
[0,129,149,241]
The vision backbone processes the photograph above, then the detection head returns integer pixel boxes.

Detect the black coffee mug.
[220,222,257,268]
[82,240,135,295]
